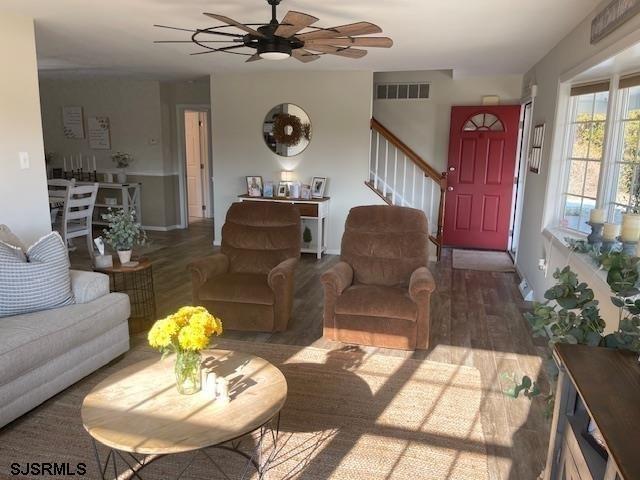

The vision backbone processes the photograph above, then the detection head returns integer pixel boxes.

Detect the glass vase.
[174,350,202,395]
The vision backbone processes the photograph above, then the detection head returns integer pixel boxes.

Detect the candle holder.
[601,239,621,253]
[587,221,604,246]
[619,237,638,256]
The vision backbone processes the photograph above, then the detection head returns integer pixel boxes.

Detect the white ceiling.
[2,0,601,80]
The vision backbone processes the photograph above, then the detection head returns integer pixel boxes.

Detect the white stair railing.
[366,118,447,260]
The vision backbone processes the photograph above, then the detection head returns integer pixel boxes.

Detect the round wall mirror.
[263,104,311,157]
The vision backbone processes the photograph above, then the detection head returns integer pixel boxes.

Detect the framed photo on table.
[311,177,327,198]
[263,181,274,198]
[277,182,288,198]
[246,176,263,197]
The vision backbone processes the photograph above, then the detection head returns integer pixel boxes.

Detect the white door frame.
[509,98,535,257]
[176,104,212,228]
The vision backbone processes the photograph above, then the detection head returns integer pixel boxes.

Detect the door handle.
[447,186,454,191]
[449,166,456,172]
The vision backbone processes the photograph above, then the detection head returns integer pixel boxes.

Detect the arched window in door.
[462,113,504,132]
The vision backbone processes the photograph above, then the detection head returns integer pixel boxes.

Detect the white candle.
[621,214,640,242]
[202,371,217,398]
[63,156,67,171]
[93,155,97,171]
[216,377,230,404]
[78,153,82,170]
[589,208,606,224]
[602,223,620,241]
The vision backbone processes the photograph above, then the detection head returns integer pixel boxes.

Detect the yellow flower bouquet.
[148,306,223,394]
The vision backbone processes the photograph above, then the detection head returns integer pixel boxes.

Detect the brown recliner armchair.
[188,201,300,332]
[321,205,436,350]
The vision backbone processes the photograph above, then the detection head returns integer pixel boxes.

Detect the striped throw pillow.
[0,232,74,317]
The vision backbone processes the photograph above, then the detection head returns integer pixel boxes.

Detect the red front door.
[443,105,521,250]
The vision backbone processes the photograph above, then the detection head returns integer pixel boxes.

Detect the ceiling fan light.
[260,51,290,60]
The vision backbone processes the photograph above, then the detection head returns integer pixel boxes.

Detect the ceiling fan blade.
[154,40,237,43]
[305,37,393,48]
[190,45,247,56]
[304,44,368,59]
[246,53,262,63]
[203,13,266,38]
[296,22,382,41]
[154,24,198,33]
[292,49,320,63]
[275,11,319,38]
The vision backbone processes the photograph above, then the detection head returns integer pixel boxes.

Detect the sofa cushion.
[198,273,274,305]
[0,292,129,386]
[0,232,74,317]
[335,284,417,321]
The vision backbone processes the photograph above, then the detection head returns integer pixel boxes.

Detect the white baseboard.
[326,248,340,255]
[142,224,181,232]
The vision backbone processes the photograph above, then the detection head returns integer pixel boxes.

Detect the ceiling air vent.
[376,82,430,100]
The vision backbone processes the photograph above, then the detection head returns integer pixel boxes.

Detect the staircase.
[366,118,447,260]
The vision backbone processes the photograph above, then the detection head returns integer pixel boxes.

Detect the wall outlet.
[19,152,29,169]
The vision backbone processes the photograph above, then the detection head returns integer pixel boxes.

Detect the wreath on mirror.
[273,114,304,147]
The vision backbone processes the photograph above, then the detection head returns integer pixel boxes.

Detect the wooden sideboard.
[237,195,330,259]
[544,344,640,480]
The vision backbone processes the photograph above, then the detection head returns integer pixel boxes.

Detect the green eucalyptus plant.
[505,247,640,412]
[102,208,147,252]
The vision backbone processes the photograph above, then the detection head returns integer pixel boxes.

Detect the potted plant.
[102,208,146,264]
[111,152,133,183]
[148,306,223,394]
[303,225,312,248]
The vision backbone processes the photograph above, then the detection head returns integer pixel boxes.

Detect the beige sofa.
[0,269,130,428]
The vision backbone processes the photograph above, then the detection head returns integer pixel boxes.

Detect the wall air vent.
[375,82,430,100]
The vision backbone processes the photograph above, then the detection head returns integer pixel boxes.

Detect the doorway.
[443,105,521,250]
[178,106,212,228]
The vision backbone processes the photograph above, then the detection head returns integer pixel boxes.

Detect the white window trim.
[555,75,629,232]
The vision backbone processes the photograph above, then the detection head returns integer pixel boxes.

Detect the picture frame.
[528,124,545,174]
[311,177,327,198]
[246,176,263,197]
[263,181,274,198]
[277,182,288,198]
[300,184,311,200]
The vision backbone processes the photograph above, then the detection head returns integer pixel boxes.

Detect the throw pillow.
[0,232,74,317]
[0,224,26,251]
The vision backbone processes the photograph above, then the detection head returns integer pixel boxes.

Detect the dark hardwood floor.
[72,219,550,480]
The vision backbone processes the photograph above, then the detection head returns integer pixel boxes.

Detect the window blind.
[619,73,640,90]
[570,81,610,96]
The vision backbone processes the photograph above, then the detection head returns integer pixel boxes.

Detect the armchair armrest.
[409,266,436,302]
[187,253,229,286]
[320,261,354,295]
[268,257,298,291]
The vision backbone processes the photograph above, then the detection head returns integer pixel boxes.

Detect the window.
[463,113,504,131]
[612,84,640,223]
[561,86,609,233]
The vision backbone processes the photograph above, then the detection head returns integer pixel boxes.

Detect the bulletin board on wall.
[62,106,84,139]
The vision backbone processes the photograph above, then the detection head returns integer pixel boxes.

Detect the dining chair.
[56,183,99,258]
[47,178,75,225]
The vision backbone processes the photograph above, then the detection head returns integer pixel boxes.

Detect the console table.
[544,344,640,480]
[238,195,330,259]
[77,181,142,226]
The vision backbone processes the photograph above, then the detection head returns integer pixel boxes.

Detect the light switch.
[19,152,29,169]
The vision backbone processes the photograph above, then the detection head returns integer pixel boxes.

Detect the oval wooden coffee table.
[82,349,287,479]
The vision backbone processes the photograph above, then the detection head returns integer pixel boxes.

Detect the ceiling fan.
[154,0,393,63]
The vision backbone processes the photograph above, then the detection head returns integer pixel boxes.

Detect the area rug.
[452,249,515,272]
[0,339,489,480]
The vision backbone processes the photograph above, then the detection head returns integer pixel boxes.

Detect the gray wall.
[210,70,383,252]
[373,70,523,172]
[0,13,50,245]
